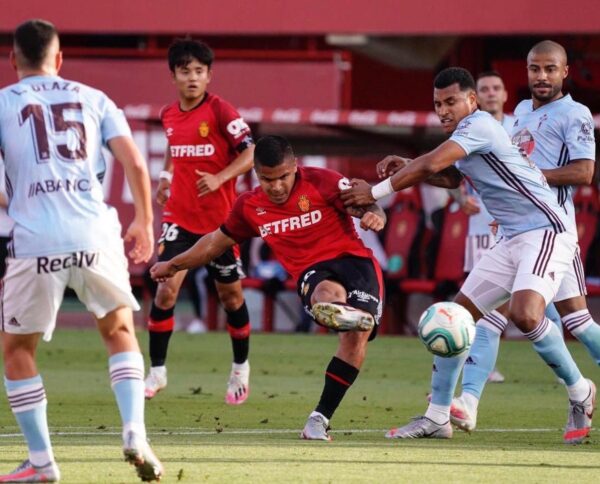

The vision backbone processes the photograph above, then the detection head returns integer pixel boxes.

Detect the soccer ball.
[418,302,476,357]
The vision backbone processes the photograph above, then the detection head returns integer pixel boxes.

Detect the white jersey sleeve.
[563,105,596,161]
[450,115,494,156]
[100,96,132,142]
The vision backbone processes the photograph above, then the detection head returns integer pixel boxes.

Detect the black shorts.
[297,256,383,340]
[157,222,243,284]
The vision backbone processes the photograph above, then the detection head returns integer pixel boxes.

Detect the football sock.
[430,352,468,408]
[545,303,563,336]
[462,311,506,400]
[562,310,600,365]
[525,317,582,386]
[226,303,251,364]
[5,375,54,466]
[148,304,175,367]
[109,352,146,441]
[424,403,450,425]
[315,357,359,420]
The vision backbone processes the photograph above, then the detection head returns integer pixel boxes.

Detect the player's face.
[476,76,507,116]
[433,83,478,133]
[527,52,568,104]
[172,59,212,101]
[255,158,298,205]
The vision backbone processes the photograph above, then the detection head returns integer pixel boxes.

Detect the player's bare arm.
[196,144,255,196]
[541,159,594,186]
[156,147,173,206]
[376,155,410,178]
[150,228,235,282]
[340,140,467,207]
[378,155,463,188]
[346,204,386,232]
[108,136,154,263]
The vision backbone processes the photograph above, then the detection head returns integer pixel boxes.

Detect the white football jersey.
[467,113,514,236]
[451,110,574,239]
[0,75,132,257]
[512,95,596,223]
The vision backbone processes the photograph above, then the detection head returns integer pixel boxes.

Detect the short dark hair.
[254,136,295,167]
[434,67,476,91]
[14,19,58,68]
[477,70,503,81]
[168,38,214,72]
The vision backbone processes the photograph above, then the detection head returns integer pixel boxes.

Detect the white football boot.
[564,379,596,444]
[144,366,167,400]
[385,416,452,439]
[311,302,374,332]
[123,431,164,482]
[226,362,250,405]
[449,395,478,432]
[300,412,332,441]
[0,460,60,483]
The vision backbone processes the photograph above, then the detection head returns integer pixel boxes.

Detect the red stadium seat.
[573,186,600,297]
[240,277,298,332]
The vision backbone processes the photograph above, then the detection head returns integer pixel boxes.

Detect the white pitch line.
[0,428,565,438]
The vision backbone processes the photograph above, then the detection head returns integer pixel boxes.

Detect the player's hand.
[360,211,385,232]
[124,218,154,264]
[195,170,223,196]
[489,220,499,236]
[376,155,411,179]
[340,179,376,207]
[150,261,178,283]
[155,178,171,206]
[460,195,481,215]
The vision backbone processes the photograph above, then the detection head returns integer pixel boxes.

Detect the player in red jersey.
[151,135,386,441]
[145,38,255,405]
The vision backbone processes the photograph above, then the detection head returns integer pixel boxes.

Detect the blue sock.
[563,310,600,365]
[525,318,582,386]
[545,303,563,336]
[430,353,468,406]
[109,352,146,440]
[5,375,54,466]
[462,312,505,399]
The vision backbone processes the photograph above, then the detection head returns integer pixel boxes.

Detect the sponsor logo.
[259,210,322,238]
[226,117,250,138]
[301,282,310,296]
[548,271,555,281]
[28,178,92,198]
[537,114,548,130]
[8,317,20,327]
[348,289,378,305]
[37,251,99,274]
[578,121,595,143]
[465,356,475,365]
[256,207,267,216]
[199,121,210,137]
[166,127,174,137]
[170,144,215,157]
[297,195,311,212]
[208,260,239,278]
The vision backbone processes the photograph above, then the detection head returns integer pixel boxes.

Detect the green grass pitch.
[0,329,598,483]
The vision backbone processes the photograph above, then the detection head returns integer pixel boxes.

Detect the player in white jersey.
[449,40,599,440]
[342,67,595,444]
[0,20,162,482]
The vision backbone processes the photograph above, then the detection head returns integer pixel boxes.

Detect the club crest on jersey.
[297,195,311,212]
[199,121,210,138]
[512,128,535,157]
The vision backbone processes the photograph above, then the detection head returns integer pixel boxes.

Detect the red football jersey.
[161,93,252,234]
[222,166,374,281]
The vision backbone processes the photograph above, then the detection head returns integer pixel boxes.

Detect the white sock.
[150,365,166,376]
[462,392,480,415]
[425,403,449,424]
[567,377,591,402]
[233,361,250,373]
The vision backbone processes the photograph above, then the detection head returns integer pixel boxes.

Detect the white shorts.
[1,240,139,341]
[461,229,577,314]
[464,233,495,272]
[554,247,587,301]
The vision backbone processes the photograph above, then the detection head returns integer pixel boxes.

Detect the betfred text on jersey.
[37,251,99,274]
[28,178,92,198]
[170,144,215,158]
[259,210,322,237]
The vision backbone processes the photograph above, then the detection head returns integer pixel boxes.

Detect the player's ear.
[55,51,63,73]
[206,68,212,84]
[563,64,569,80]
[9,51,17,71]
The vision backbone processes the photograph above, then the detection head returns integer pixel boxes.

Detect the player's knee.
[311,280,346,306]
[509,310,539,333]
[154,286,178,309]
[218,289,244,311]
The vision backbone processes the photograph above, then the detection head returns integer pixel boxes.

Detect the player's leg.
[74,242,163,481]
[508,231,594,444]
[210,249,252,405]
[300,257,383,440]
[0,257,63,481]
[146,270,187,398]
